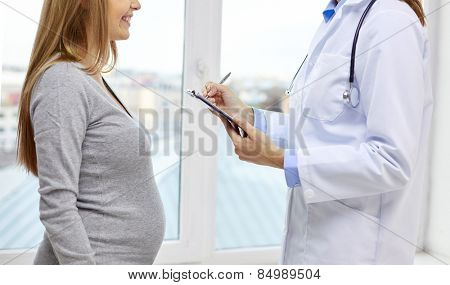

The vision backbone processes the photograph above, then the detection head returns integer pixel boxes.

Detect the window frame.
[0,0,282,265]
[156,0,282,265]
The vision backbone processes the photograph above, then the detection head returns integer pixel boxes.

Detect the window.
[1,0,328,265]
[1,0,44,252]
[215,0,323,250]
[0,0,185,258]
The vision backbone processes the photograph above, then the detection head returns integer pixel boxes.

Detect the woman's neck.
[80,55,103,82]
[80,28,106,83]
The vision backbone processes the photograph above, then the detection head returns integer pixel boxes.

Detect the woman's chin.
[114,32,131,41]
[110,25,131,41]
[121,34,131,40]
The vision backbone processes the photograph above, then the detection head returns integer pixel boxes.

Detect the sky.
[0,0,326,79]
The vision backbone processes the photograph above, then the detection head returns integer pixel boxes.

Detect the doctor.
[203,0,432,264]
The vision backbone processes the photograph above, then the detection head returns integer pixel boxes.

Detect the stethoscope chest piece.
[342,89,351,101]
[343,86,360,108]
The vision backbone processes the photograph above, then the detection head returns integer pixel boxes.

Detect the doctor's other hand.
[223,117,284,169]
[202,82,254,124]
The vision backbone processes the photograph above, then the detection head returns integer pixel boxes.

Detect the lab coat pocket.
[304,199,380,264]
[301,53,351,122]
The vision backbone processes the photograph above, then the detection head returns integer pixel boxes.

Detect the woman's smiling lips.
[121,14,132,27]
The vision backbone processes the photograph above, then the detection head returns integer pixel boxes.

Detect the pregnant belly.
[80,186,166,264]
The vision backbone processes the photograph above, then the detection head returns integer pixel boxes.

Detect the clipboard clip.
[185,89,247,138]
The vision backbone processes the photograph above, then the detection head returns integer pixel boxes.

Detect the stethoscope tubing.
[286,0,377,108]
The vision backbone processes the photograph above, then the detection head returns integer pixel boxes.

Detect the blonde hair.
[402,0,426,26]
[17,0,118,176]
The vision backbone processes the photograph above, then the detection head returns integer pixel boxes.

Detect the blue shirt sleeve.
[253,108,300,187]
[252,108,267,133]
[284,149,301,187]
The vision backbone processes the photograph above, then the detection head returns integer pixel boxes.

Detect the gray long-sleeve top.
[30,62,166,264]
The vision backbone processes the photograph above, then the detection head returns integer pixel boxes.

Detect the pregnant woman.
[16,0,165,264]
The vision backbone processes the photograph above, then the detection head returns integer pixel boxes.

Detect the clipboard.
[185,89,248,138]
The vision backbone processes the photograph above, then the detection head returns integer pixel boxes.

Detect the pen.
[206,72,231,99]
[219,72,231,84]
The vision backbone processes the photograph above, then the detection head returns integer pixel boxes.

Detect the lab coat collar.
[342,0,369,7]
[306,0,371,70]
[334,0,371,20]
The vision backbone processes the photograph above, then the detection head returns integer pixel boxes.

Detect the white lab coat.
[261,0,433,264]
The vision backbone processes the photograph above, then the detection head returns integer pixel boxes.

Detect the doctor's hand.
[223,117,284,169]
[202,82,254,124]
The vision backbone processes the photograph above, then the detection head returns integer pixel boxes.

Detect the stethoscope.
[285,0,377,108]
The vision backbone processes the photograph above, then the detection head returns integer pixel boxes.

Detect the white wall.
[0,4,3,100]
[425,0,450,264]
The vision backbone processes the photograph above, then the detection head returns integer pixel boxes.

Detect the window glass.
[0,0,185,250]
[216,0,323,249]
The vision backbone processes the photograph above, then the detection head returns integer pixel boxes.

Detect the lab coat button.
[304,189,315,199]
